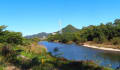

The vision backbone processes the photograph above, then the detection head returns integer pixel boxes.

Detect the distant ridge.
[25,32,49,39]
[25,25,79,38]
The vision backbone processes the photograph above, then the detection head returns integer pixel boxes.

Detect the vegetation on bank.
[47,19,120,49]
[0,25,114,70]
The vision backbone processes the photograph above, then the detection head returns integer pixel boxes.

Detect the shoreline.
[83,44,120,52]
[46,41,120,52]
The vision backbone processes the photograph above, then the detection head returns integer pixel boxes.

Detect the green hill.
[62,24,79,33]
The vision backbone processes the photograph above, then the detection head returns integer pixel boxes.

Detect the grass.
[0,67,3,70]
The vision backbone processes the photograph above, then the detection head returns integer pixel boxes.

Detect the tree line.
[48,19,120,45]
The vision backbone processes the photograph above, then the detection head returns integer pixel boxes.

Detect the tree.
[114,19,120,25]
[0,25,7,32]
[6,32,23,44]
[0,25,24,44]
[47,18,120,46]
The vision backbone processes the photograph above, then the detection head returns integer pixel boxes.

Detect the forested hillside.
[48,19,120,47]
[61,24,79,33]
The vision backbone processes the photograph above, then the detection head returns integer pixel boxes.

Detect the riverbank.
[83,44,120,52]
[64,41,120,52]
[52,40,120,52]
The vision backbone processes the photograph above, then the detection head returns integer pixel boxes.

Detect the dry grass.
[30,43,47,54]
[23,42,47,55]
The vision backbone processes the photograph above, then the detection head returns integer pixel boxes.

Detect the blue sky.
[0,0,120,36]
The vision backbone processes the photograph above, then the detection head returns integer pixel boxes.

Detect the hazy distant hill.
[61,24,80,33]
[25,25,79,38]
[25,32,50,39]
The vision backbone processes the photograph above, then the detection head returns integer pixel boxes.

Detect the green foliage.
[22,38,32,46]
[31,37,41,42]
[111,37,120,45]
[0,44,20,64]
[0,25,24,45]
[48,19,120,45]
[5,32,23,44]
[48,33,75,43]
[114,19,120,25]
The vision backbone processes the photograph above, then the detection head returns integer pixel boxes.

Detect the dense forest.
[0,25,113,70]
[48,19,120,48]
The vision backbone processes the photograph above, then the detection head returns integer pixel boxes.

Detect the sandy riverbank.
[83,44,120,52]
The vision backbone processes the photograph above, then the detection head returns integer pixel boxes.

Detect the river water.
[39,41,120,69]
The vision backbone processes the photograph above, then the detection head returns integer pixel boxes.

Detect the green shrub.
[111,37,120,45]
[93,38,100,43]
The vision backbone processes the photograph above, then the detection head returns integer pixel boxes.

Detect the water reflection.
[100,52,120,62]
[99,52,120,68]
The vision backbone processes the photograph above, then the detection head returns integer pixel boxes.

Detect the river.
[39,41,120,69]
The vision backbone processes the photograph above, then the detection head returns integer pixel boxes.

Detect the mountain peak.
[62,24,79,33]
[66,24,74,27]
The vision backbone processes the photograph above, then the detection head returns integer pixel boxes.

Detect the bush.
[93,36,107,44]
[111,37,120,45]
[0,44,19,63]
[93,38,99,43]
[6,32,23,45]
